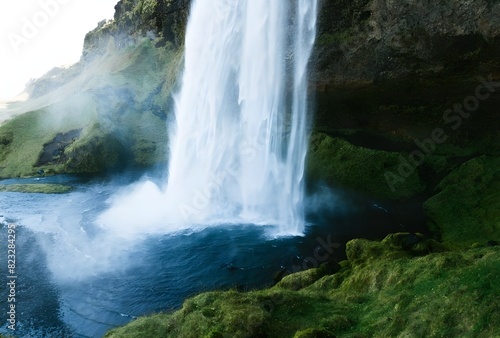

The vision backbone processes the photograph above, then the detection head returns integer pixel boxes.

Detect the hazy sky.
[0,0,118,101]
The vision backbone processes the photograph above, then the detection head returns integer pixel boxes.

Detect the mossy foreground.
[105,234,499,338]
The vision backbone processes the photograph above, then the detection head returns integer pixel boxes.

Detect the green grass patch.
[0,184,73,194]
[0,105,94,178]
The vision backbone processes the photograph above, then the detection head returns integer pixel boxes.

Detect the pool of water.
[0,171,426,337]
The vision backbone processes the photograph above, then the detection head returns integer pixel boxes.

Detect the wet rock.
[318,260,342,275]
[401,233,422,250]
[273,266,288,284]
[35,129,82,166]
[313,0,500,83]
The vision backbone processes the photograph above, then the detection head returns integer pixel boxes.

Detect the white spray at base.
[99,0,318,236]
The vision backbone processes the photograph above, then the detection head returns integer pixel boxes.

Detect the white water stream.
[99,0,317,236]
[164,0,317,234]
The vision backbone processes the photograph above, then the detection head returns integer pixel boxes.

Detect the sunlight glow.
[0,0,117,101]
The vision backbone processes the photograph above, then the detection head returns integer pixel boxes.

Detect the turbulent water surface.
[0,172,426,337]
[0,173,299,337]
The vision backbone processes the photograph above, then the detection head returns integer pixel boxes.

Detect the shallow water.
[0,171,426,337]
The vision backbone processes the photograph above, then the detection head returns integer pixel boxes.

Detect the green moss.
[106,234,500,338]
[424,156,500,248]
[134,0,157,21]
[105,313,175,338]
[0,107,125,177]
[63,123,126,173]
[306,132,426,200]
[0,184,73,194]
[347,248,500,337]
[0,100,97,178]
[276,268,327,291]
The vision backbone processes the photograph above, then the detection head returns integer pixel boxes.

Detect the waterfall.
[163,0,318,235]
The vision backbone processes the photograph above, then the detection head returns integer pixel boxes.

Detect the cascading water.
[163,0,318,234]
[98,0,317,236]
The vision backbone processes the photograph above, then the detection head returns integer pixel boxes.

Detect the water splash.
[162,0,317,235]
[98,0,317,236]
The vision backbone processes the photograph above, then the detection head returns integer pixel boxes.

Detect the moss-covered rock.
[424,155,500,248]
[0,105,97,178]
[276,267,330,292]
[0,109,124,178]
[63,123,126,173]
[345,233,446,267]
[306,132,426,200]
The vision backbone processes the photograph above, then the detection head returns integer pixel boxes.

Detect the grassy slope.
[0,39,183,178]
[0,102,97,178]
[92,39,183,167]
[105,235,499,338]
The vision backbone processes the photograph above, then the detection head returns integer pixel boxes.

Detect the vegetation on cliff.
[0,37,183,178]
[307,132,426,200]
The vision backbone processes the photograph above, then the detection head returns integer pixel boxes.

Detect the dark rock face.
[313,0,500,84]
[83,0,190,60]
[153,0,190,46]
[35,129,82,166]
[487,240,499,246]
[83,0,500,87]
[112,0,189,41]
